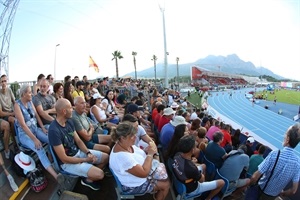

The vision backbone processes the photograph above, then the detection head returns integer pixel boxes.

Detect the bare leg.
[206,179,225,200]
[154,179,170,200]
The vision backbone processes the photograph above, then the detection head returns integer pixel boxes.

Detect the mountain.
[124,54,285,80]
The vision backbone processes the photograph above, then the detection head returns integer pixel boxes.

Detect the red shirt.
[158,115,171,132]
[152,108,158,121]
[220,129,232,147]
[154,113,162,128]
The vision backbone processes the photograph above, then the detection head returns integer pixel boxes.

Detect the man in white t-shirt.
[122,114,156,151]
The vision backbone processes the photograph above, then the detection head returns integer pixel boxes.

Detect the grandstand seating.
[167,158,202,200]
[109,167,149,200]
[214,169,235,199]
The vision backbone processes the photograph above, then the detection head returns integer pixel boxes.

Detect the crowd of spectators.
[1,73,300,200]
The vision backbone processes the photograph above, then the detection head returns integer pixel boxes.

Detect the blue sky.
[7,0,300,82]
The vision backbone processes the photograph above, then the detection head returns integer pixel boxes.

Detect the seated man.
[172,135,224,199]
[49,98,108,191]
[122,114,157,152]
[0,74,16,158]
[72,96,112,154]
[205,131,228,169]
[219,145,250,195]
[33,79,56,126]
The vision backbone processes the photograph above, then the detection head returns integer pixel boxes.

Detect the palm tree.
[112,50,123,79]
[132,51,137,80]
[151,55,158,84]
[176,57,179,85]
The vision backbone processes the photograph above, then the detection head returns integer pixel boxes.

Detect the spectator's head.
[37,73,45,83]
[196,127,207,139]
[39,79,50,95]
[89,92,104,107]
[163,108,176,119]
[191,118,201,131]
[246,137,255,146]
[122,114,139,129]
[111,122,138,143]
[258,144,266,155]
[55,98,73,119]
[284,123,300,148]
[74,96,86,114]
[130,96,139,103]
[213,131,224,143]
[126,103,142,118]
[170,116,187,127]
[76,81,85,90]
[238,144,247,154]
[64,75,71,83]
[53,82,63,95]
[157,104,166,113]
[178,135,196,154]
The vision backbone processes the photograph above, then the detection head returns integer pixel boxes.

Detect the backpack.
[27,167,48,192]
[9,150,27,178]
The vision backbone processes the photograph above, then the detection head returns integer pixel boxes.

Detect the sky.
[5,0,300,82]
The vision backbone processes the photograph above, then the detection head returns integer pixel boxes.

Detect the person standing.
[249,123,300,199]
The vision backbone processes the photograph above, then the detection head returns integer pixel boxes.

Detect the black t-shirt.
[48,119,79,165]
[173,153,201,193]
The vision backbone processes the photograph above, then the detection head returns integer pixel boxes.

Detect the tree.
[151,55,158,84]
[132,51,137,80]
[112,50,123,79]
[176,57,179,84]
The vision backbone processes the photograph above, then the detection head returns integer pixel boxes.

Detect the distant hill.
[124,54,285,80]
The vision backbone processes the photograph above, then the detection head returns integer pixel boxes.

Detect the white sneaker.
[7,174,19,192]
[5,150,10,159]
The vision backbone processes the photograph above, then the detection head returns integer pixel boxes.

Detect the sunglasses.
[1,80,7,83]
[27,108,34,118]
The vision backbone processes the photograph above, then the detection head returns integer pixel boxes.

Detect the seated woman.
[52,82,64,101]
[89,92,116,130]
[195,127,209,152]
[33,73,45,96]
[109,122,170,200]
[101,90,120,124]
[14,84,61,181]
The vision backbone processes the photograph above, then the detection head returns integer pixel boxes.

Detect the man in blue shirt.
[250,123,300,199]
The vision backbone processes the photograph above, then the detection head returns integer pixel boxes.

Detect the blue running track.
[207,89,300,158]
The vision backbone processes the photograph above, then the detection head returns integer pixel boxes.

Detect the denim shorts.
[60,149,102,177]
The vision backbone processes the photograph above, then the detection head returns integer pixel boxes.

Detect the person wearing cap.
[101,90,120,125]
[72,96,112,154]
[245,136,255,157]
[160,116,188,151]
[250,123,300,199]
[126,103,153,138]
[49,98,106,191]
[0,153,18,191]
[89,92,116,130]
[170,102,179,112]
[172,135,225,199]
[72,81,85,99]
[157,107,176,133]
[219,145,250,196]
[33,78,56,126]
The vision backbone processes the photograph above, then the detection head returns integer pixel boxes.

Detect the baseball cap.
[92,93,104,99]
[246,137,255,144]
[163,107,176,116]
[127,104,143,114]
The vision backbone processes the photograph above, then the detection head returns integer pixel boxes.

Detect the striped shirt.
[258,147,300,196]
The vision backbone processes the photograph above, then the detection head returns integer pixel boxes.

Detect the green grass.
[185,91,203,109]
[256,89,300,105]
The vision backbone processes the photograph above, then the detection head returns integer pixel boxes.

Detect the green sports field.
[256,89,300,105]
